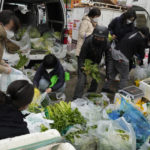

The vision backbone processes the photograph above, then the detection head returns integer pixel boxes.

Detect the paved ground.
[64,71,116,102]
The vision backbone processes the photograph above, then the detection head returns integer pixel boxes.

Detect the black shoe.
[101,88,114,94]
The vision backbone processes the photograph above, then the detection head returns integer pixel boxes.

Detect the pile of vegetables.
[29,27,41,38]
[15,27,27,41]
[83,59,101,83]
[14,51,28,69]
[45,101,86,134]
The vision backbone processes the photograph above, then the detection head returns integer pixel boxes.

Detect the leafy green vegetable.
[15,27,27,41]
[40,124,49,132]
[28,103,43,113]
[45,101,86,134]
[83,59,101,83]
[106,109,112,114]
[65,125,97,144]
[29,27,41,38]
[14,51,28,69]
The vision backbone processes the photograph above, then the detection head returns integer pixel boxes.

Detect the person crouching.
[33,54,66,94]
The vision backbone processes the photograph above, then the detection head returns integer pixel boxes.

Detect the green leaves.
[14,51,28,69]
[83,59,101,83]
[45,101,86,134]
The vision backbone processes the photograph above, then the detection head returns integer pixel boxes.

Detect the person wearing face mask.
[102,27,149,93]
[76,7,101,57]
[0,10,20,74]
[34,54,67,94]
[108,8,137,42]
[73,25,111,99]
[0,80,34,139]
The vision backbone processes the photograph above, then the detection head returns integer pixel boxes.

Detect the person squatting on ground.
[73,25,111,99]
[76,7,101,56]
[0,10,20,74]
[0,80,34,139]
[103,27,150,92]
[33,54,66,94]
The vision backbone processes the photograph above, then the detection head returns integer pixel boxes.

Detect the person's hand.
[6,67,12,74]
[46,88,52,94]
[92,22,97,28]
[112,34,117,40]
[4,63,9,67]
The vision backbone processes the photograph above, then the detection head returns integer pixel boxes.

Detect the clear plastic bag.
[96,118,136,150]
[71,99,102,126]
[11,32,31,53]
[24,113,53,133]
[131,66,147,80]
[51,44,67,59]
[0,68,31,92]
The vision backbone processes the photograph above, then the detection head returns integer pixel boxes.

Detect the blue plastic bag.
[109,98,150,149]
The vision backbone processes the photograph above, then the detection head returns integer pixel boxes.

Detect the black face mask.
[92,37,106,47]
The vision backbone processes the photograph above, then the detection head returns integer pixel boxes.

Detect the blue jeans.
[39,77,66,93]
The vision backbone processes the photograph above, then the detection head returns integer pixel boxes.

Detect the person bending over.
[73,25,110,99]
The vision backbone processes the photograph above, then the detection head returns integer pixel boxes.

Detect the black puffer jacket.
[0,104,29,140]
[79,35,111,77]
[108,14,135,41]
[33,59,65,91]
[116,31,147,60]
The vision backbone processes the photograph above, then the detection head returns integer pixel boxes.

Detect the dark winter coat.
[33,59,65,91]
[116,31,147,60]
[108,14,135,41]
[79,35,111,77]
[0,104,29,140]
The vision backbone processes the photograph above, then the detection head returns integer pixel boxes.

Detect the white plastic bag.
[0,68,31,92]
[71,99,102,126]
[24,113,53,133]
[11,32,31,53]
[51,44,67,59]
[131,66,147,80]
[96,118,136,150]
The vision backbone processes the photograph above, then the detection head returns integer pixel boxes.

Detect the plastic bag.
[96,118,136,150]
[51,44,67,59]
[109,97,150,148]
[24,113,53,133]
[83,92,110,107]
[131,66,147,80]
[71,99,102,126]
[0,68,31,92]
[11,32,31,53]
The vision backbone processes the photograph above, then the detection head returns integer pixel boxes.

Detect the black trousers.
[73,59,98,99]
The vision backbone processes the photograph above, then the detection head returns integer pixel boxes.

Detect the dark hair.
[0,80,34,108]
[0,10,20,32]
[43,54,57,69]
[123,8,137,21]
[88,7,101,18]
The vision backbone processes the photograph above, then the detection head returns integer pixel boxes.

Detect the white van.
[1,0,68,64]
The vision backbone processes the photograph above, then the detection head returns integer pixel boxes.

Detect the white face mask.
[46,69,54,73]
[6,30,14,39]
[126,19,133,24]
[92,17,99,23]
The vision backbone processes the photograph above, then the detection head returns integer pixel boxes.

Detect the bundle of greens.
[45,101,86,134]
[65,125,97,144]
[83,59,101,83]
[29,27,41,38]
[15,27,27,41]
[14,51,28,69]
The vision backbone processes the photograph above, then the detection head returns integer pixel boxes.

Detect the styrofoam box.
[139,78,150,100]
